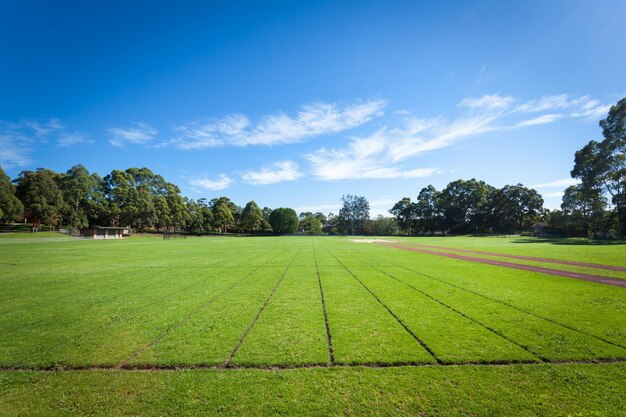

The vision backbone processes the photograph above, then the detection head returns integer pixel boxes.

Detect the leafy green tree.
[0,165,23,222]
[153,196,171,232]
[598,98,626,235]
[370,215,398,235]
[298,211,313,220]
[491,184,544,232]
[299,215,322,234]
[314,212,327,224]
[439,179,493,234]
[389,197,416,235]
[214,202,235,233]
[14,169,64,229]
[414,185,442,234]
[165,183,189,231]
[102,170,139,227]
[125,167,168,196]
[211,197,241,231]
[240,200,264,233]
[338,195,370,235]
[185,199,204,233]
[561,184,607,237]
[571,98,626,235]
[269,207,298,234]
[197,198,214,232]
[57,165,105,228]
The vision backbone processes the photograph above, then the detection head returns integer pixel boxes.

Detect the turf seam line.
[117,251,283,369]
[313,242,335,365]
[374,255,626,352]
[223,250,301,368]
[328,250,443,365]
[368,264,548,363]
[3,357,625,372]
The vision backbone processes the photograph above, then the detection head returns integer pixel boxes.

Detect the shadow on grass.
[512,238,626,246]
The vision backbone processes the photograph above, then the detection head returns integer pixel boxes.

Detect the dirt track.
[378,243,626,288]
[404,243,626,272]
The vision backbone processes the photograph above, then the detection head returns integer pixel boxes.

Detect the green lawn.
[0,235,625,415]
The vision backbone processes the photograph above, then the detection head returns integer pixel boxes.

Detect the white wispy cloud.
[459,94,515,110]
[108,122,158,147]
[544,191,566,198]
[513,94,612,122]
[22,118,64,136]
[305,92,611,182]
[189,174,233,191]
[530,178,580,189]
[56,133,93,147]
[512,113,563,128]
[0,133,31,168]
[168,99,387,149]
[241,161,302,185]
[0,118,91,167]
[307,130,439,181]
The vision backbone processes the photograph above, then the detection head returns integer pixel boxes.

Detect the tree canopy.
[269,208,299,234]
[569,97,626,236]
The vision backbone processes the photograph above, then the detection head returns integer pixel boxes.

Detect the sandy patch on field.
[350,239,397,243]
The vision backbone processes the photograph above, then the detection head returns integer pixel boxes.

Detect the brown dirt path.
[401,242,626,272]
[378,243,626,288]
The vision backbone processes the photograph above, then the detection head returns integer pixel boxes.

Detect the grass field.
[1,235,625,415]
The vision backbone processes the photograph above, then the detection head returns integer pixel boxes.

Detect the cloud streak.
[530,178,580,189]
[0,118,91,168]
[108,122,158,147]
[57,133,93,147]
[241,161,302,185]
[189,174,233,191]
[306,93,610,181]
[168,99,387,149]
[307,130,439,181]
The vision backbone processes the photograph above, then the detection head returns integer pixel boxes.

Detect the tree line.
[548,98,626,238]
[0,165,323,234]
[389,181,544,235]
[1,97,623,237]
[388,97,625,238]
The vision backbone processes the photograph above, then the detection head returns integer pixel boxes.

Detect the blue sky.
[2,1,625,216]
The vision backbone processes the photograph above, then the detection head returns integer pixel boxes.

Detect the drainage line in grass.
[117,251,285,369]
[223,250,301,368]
[328,250,444,365]
[368,264,548,363]
[3,357,625,373]
[313,241,335,365]
[373,255,626,352]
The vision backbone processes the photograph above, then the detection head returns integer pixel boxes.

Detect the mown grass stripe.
[118,251,285,369]
[371,253,626,352]
[369,264,548,363]
[224,250,300,368]
[327,250,443,365]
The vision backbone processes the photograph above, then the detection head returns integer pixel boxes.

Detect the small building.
[79,226,129,239]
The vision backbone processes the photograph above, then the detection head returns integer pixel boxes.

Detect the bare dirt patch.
[379,243,626,288]
[350,239,398,244]
[405,243,626,272]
